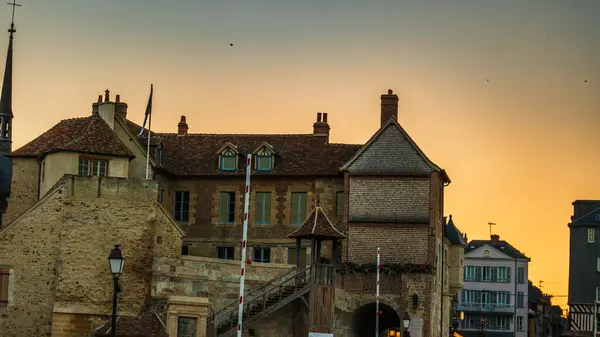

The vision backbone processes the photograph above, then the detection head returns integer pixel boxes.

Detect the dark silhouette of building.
[567,200,600,333]
[0,13,16,228]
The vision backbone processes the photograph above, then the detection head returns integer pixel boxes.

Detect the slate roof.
[465,236,530,261]
[288,205,346,239]
[569,200,600,227]
[92,310,168,337]
[445,215,467,246]
[147,132,362,177]
[11,114,134,158]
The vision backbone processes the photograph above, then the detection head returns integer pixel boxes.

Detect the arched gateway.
[353,302,401,337]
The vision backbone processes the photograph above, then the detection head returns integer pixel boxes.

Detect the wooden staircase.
[208,266,313,337]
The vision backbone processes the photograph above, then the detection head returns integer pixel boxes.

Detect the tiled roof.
[465,237,530,260]
[445,215,467,246]
[148,132,362,177]
[11,114,134,158]
[92,310,168,337]
[288,206,346,239]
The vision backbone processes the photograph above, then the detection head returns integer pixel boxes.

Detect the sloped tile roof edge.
[0,178,65,234]
[339,117,451,183]
[155,201,187,238]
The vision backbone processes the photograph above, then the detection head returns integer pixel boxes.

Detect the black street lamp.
[108,245,125,337]
[402,312,411,337]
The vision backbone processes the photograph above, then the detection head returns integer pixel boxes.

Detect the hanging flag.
[138,84,153,136]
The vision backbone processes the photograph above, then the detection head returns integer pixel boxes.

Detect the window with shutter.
[475,266,482,281]
[0,267,8,308]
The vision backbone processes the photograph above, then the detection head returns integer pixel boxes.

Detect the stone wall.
[155,175,344,259]
[153,255,294,310]
[347,225,429,264]
[3,157,39,226]
[0,175,183,337]
[0,187,63,337]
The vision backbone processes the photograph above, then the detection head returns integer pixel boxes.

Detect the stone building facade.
[1,88,465,336]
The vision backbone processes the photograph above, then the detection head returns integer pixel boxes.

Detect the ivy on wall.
[318,257,435,275]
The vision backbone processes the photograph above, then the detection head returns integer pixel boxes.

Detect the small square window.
[589,228,595,243]
[256,155,272,171]
[177,317,197,337]
[253,247,271,263]
[220,149,237,171]
[78,158,91,176]
[217,247,234,260]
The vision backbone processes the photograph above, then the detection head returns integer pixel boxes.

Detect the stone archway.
[353,302,400,337]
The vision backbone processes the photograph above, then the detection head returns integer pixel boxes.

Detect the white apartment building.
[457,234,531,337]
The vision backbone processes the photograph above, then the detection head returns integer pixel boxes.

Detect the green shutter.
[263,193,271,223]
[219,193,228,224]
[255,193,263,223]
[291,193,299,224]
[299,193,307,222]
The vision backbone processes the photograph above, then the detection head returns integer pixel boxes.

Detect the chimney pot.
[115,94,120,103]
[380,89,399,127]
[97,95,102,103]
[490,234,500,242]
[313,112,330,143]
[104,89,110,102]
[178,115,189,135]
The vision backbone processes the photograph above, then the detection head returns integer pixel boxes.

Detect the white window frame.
[465,266,476,281]
[589,228,596,243]
[482,266,491,281]
[497,267,508,282]
[517,316,524,330]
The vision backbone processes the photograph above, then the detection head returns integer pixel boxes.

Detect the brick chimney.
[490,234,500,242]
[97,89,116,130]
[114,94,128,119]
[92,95,102,114]
[381,89,399,127]
[178,115,189,135]
[312,112,330,143]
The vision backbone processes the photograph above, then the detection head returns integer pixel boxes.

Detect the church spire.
[0,1,19,132]
[0,0,19,228]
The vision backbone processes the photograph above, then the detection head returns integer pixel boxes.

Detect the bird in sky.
[230,43,234,47]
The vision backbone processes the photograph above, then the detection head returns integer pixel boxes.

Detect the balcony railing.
[457,303,514,313]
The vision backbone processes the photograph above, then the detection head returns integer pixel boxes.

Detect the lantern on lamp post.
[108,245,125,337]
[402,312,411,337]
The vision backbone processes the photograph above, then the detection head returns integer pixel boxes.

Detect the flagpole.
[145,109,151,180]
[143,84,153,180]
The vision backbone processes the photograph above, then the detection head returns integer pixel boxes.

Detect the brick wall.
[0,175,183,336]
[349,176,430,222]
[347,225,429,264]
[3,157,39,226]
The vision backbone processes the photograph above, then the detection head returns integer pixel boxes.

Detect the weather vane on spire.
[6,0,20,38]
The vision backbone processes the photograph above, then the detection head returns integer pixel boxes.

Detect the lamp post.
[108,245,125,337]
[402,312,411,337]
[479,316,486,337]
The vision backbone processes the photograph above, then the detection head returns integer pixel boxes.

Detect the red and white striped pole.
[237,154,252,337]
[375,247,381,337]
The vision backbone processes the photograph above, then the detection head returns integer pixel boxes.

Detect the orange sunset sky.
[4,1,600,308]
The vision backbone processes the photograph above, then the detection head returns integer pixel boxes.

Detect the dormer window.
[217,142,238,172]
[155,141,163,167]
[253,142,275,172]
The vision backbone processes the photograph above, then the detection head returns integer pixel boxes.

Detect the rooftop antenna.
[7,0,20,38]
[488,222,496,237]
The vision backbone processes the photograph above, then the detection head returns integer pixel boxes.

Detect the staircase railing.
[210,266,312,336]
[212,266,298,317]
